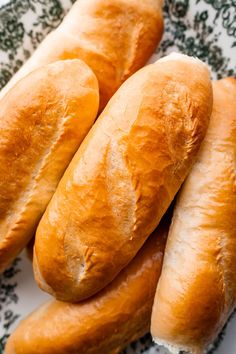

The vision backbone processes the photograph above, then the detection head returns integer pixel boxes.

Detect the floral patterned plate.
[0,0,236,353]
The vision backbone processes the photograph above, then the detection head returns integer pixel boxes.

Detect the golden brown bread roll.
[5,216,169,354]
[151,77,236,354]
[0,0,164,110]
[34,53,213,302]
[0,59,99,272]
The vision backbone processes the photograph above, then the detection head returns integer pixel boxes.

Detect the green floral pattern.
[0,1,235,353]
[0,0,74,88]
[156,0,236,78]
[0,258,20,352]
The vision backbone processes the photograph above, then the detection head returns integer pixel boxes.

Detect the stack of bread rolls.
[0,0,163,273]
[33,53,212,302]
[0,0,235,353]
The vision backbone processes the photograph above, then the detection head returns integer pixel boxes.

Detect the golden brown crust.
[151,77,236,354]
[0,0,164,110]
[0,59,99,272]
[6,217,169,354]
[34,53,213,302]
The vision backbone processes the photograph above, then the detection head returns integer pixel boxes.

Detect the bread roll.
[6,216,169,354]
[0,0,164,110]
[34,53,212,302]
[0,59,99,272]
[151,78,236,354]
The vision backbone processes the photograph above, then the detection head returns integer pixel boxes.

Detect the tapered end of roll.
[157,52,208,68]
[33,249,55,298]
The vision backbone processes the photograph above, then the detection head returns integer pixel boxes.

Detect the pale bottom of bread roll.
[6,215,169,354]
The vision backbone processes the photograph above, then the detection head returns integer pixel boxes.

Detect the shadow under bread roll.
[0,0,164,111]
[34,53,213,302]
[151,78,236,354]
[26,237,34,262]
[6,214,170,354]
[0,59,99,272]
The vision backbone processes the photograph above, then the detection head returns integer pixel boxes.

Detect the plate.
[0,0,236,353]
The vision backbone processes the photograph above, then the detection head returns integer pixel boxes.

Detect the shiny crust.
[0,0,164,110]
[6,218,169,354]
[0,60,99,272]
[34,54,213,302]
[151,78,236,354]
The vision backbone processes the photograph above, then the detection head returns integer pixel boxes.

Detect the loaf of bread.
[0,59,99,272]
[34,53,213,302]
[0,0,164,110]
[6,215,169,354]
[151,78,236,354]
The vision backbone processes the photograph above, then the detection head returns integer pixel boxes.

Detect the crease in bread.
[0,59,99,272]
[150,77,236,354]
[5,214,170,354]
[0,0,164,110]
[34,53,213,302]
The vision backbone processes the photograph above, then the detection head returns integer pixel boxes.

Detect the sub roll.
[34,53,213,302]
[0,59,99,272]
[0,0,164,110]
[6,216,169,354]
[151,77,236,354]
